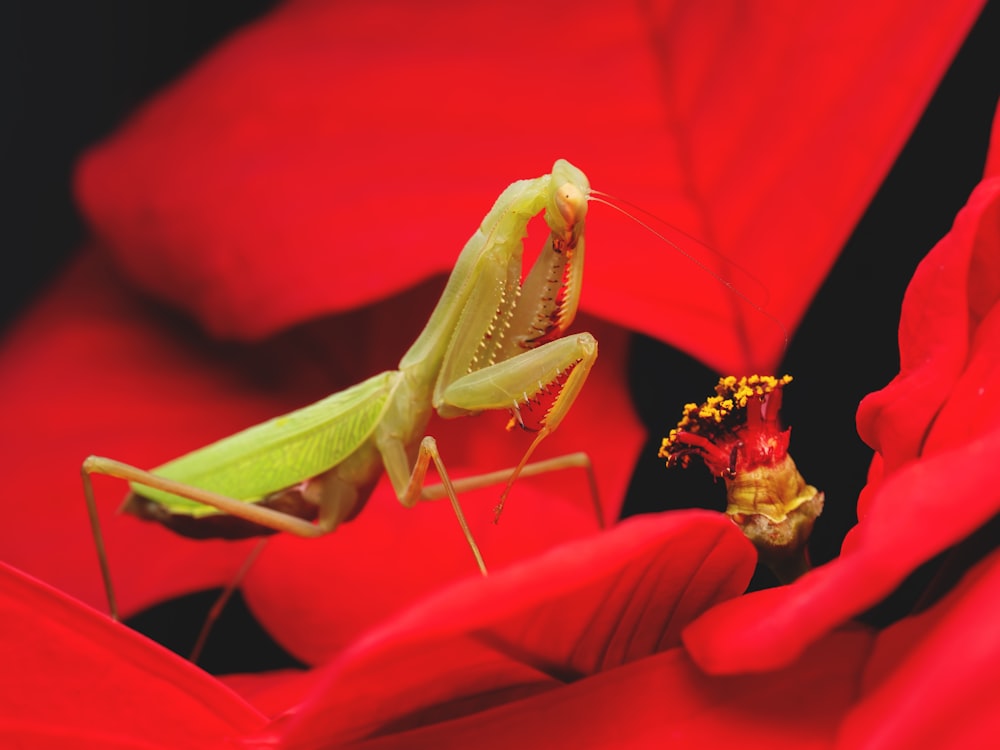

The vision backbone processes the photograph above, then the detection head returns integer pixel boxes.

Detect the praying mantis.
[82,159,601,620]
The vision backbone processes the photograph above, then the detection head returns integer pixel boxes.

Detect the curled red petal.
[309,633,872,750]
[857,169,1000,472]
[252,511,755,746]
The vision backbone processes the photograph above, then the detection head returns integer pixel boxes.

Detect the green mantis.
[82,159,600,620]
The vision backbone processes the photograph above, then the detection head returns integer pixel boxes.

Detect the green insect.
[83,159,600,620]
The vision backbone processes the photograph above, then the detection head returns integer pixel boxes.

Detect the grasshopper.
[83,159,599,619]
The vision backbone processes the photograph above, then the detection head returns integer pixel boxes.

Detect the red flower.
[660,375,795,478]
[684,101,1000,678]
[0,1,992,747]
[659,375,824,581]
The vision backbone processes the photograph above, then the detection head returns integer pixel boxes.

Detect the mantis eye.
[554,182,586,227]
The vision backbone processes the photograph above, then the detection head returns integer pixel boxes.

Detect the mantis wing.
[132,371,397,516]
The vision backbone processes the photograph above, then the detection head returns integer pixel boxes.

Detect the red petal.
[839,548,1000,747]
[74,1,984,373]
[314,633,872,750]
[0,561,264,747]
[921,284,1000,454]
[74,1,678,340]
[253,511,755,746]
[857,165,1000,472]
[218,670,325,720]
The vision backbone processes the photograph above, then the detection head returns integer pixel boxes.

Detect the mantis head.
[547,159,590,246]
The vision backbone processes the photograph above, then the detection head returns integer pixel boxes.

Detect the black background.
[3,1,279,328]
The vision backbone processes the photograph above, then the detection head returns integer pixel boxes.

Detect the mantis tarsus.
[83,159,601,620]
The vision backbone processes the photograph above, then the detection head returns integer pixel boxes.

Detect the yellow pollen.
[660,374,793,456]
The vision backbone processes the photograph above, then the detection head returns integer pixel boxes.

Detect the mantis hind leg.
[189,538,268,664]
[81,455,327,620]
[81,460,119,620]
[380,438,602,578]
[379,436,488,575]
[421,452,604,528]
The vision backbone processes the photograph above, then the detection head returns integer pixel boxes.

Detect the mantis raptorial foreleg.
[435,331,598,516]
[83,160,600,622]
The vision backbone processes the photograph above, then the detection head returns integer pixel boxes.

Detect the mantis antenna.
[588,190,790,355]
